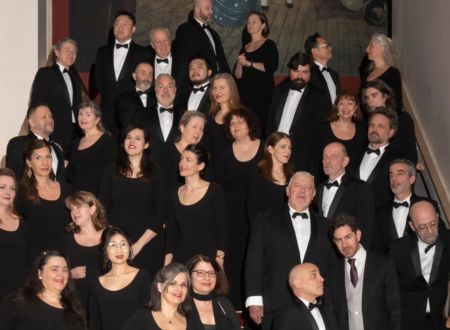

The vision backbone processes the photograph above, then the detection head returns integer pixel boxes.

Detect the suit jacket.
[266,79,330,175]
[273,297,338,330]
[309,63,340,108]
[180,85,211,115]
[30,64,84,152]
[352,144,400,208]
[245,206,336,314]
[389,230,450,330]
[315,173,375,250]
[94,42,152,134]
[6,133,66,182]
[326,252,401,330]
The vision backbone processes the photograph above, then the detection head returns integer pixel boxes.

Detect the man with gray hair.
[245,171,336,329]
[150,28,179,80]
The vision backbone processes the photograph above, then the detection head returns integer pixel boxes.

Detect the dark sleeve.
[98,165,114,211]
[0,300,19,330]
[272,310,294,330]
[399,113,418,164]
[88,285,102,330]
[5,139,24,179]
[115,96,136,134]
[165,189,178,255]
[262,40,279,74]
[173,25,194,82]
[122,309,148,330]
[383,67,403,112]
[384,256,402,330]
[138,270,152,306]
[357,183,376,251]
[216,296,240,329]
[94,49,105,93]
[211,183,228,254]
[30,68,47,105]
[245,211,266,297]
[246,172,263,227]
[148,168,168,233]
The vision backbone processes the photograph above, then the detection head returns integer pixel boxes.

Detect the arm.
[98,165,113,211]
[212,184,228,261]
[246,172,263,228]
[384,256,402,330]
[164,190,178,264]
[5,139,25,179]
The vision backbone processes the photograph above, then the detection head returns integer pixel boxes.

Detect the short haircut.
[188,54,212,71]
[327,90,363,123]
[156,73,176,86]
[78,101,105,132]
[54,37,78,51]
[369,106,398,132]
[329,213,359,237]
[223,106,261,142]
[149,27,171,43]
[288,171,314,187]
[304,32,321,56]
[26,103,51,120]
[248,11,270,37]
[287,52,312,71]
[176,111,206,143]
[114,10,136,25]
[389,158,417,177]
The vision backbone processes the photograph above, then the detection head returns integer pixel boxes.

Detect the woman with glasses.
[88,226,151,330]
[123,263,191,330]
[186,254,240,330]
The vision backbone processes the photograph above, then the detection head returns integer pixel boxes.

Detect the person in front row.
[273,263,338,330]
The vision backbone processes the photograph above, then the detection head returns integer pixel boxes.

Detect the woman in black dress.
[123,263,191,330]
[59,191,108,310]
[88,227,151,330]
[99,124,167,278]
[186,255,240,330]
[16,140,71,255]
[0,250,86,330]
[247,132,294,226]
[66,101,115,196]
[0,168,33,301]
[215,106,263,307]
[234,11,278,126]
[165,144,228,267]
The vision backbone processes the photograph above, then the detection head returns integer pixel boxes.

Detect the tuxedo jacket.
[315,173,375,249]
[179,85,211,115]
[30,64,84,152]
[245,206,336,314]
[309,63,340,108]
[326,252,402,330]
[352,144,400,207]
[94,42,152,133]
[389,230,450,330]
[266,79,330,175]
[273,297,338,330]
[6,133,66,182]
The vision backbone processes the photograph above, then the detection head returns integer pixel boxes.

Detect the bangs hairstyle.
[176,111,207,143]
[223,106,261,142]
[100,226,134,274]
[78,101,106,133]
[257,132,293,183]
[65,191,108,233]
[209,73,240,116]
[186,254,230,296]
[327,91,363,123]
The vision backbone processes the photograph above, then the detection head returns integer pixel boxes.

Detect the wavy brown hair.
[209,73,240,117]
[327,91,363,123]
[65,191,108,233]
[257,132,293,183]
[186,254,230,296]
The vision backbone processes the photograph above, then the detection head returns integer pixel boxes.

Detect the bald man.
[390,201,450,330]
[273,263,338,330]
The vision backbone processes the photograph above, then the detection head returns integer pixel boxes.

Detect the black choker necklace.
[192,291,213,301]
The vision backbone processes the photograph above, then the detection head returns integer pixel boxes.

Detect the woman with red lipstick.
[99,124,167,279]
[0,250,86,330]
[123,263,191,330]
[0,168,33,301]
[16,139,72,256]
[88,226,151,330]
[66,101,115,196]
[186,255,240,330]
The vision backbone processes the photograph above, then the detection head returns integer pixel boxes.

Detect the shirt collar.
[56,62,68,72]
[368,142,389,153]
[288,205,310,219]
[156,53,172,60]
[346,244,366,263]
[328,171,345,184]
[394,193,412,204]
[115,39,131,46]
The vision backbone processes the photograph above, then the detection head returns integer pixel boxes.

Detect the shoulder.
[7,135,31,147]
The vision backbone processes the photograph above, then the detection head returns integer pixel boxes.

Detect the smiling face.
[151,29,171,58]
[0,175,16,208]
[337,96,357,120]
[69,202,95,228]
[38,256,69,295]
[28,105,54,138]
[26,146,52,177]
[124,128,149,157]
[269,137,292,165]
[78,106,100,132]
[212,78,231,105]
[191,261,217,294]
[106,233,131,265]
[155,75,176,108]
[55,41,77,68]
[160,272,189,306]
[180,117,205,145]
[286,173,316,211]
[230,115,250,141]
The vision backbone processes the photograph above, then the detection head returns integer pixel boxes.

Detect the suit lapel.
[283,207,302,262]
[303,212,317,262]
[53,64,72,107]
[429,236,443,285]
[366,146,391,184]
[388,209,400,239]
[293,298,319,330]
[197,87,210,114]
[150,108,165,142]
[274,85,290,128]
[106,44,116,83]
[409,236,424,281]
[117,42,135,82]
[317,185,325,216]
[327,183,346,219]
[290,85,309,130]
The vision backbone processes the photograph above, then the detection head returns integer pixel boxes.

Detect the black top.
[15,182,72,256]
[123,309,162,330]
[187,295,240,330]
[238,39,279,125]
[166,182,228,263]
[0,298,85,330]
[203,117,230,165]
[88,269,151,330]
[0,220,33,301]
[66,133,116,196]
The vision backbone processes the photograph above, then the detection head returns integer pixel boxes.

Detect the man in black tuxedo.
[266,52,329,175]
[115,62,155,135]
[304,32,340,107]
[30,38,85,155]
[149,28,178,80]
[390,200,450,330]
[173,0,230,92]
[183,56,213,114]
[273,263,338,330]
[316,142,375,249]
[352,107,400,207]
[94,10,152,136]
[6,104,65,182]
[327,213,401,330]
[245,171,336,329]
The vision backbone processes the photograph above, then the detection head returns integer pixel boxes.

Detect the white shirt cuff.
[245,296,263,307]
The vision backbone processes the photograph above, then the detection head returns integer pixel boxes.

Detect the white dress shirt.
[359,143,389,181]
[136,88,148,108]
[299,297,326,330]
[322,172,345,218]
[113,38,131,80]
[56,62,75,123]
[392,194,412,237]
[418,239,435,312]
[315,61,337,104]
[157,103,174,141]
[187,82,209,111]
[277,89,303,134]
[154,54,173,79]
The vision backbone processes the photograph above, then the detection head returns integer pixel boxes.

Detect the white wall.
[393,1,450,199]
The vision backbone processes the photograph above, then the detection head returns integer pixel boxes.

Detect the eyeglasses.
[107,241,129,249]
[192,269,217,278]
[316,43,331,49]
[415,220,438,232]
[167,281,189,290]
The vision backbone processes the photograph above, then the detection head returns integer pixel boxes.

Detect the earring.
[27,167,32,178]
[39,276,42,280]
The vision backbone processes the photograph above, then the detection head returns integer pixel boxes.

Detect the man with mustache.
[266,52,329,176]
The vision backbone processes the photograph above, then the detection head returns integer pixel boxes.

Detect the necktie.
[159,107,174,113]
[425,243,436,253]
[156,58,169,64]
[137,89,150,96]
[366,148,380,155]
[308,300,322,311]
[393,201,409,209]
[325,181,339,189]
[116,43,129,49]
[348,258,358,287]
[292,212,308,219]
[192,84,209,93]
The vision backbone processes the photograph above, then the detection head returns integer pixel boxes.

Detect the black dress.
[15,182,72,256]
[390,111,418,164]
[66,133,116,196]
[0,220,33,301]
[214,141,264,307]
[166,182,228,264]
[238,39,279,126]
[58,233,102,311]
[203,117,230,165]
[165,143,183,190]
[88,269,151,330]
[99,166,167,279]
[123,309,162,330]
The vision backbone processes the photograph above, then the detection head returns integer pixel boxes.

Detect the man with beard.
[390,201,450,330]
[182,56,213,115]
[352,107,400,207]
[266,52,329,175]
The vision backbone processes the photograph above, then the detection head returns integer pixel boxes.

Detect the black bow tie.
[308,300,322,311]
[116,43,129,49]
[137,89,150,96]
[292,212,308,219]
[366,148,380,155]
[156,58,169,64]
[321,67,330,72]
[325,181,339,189]
[393,201,409,209]
[63,68,70,74]
[192,84,209,93]
[202,24,209,30]
[159,106,174,113]
[425,243,436,254]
